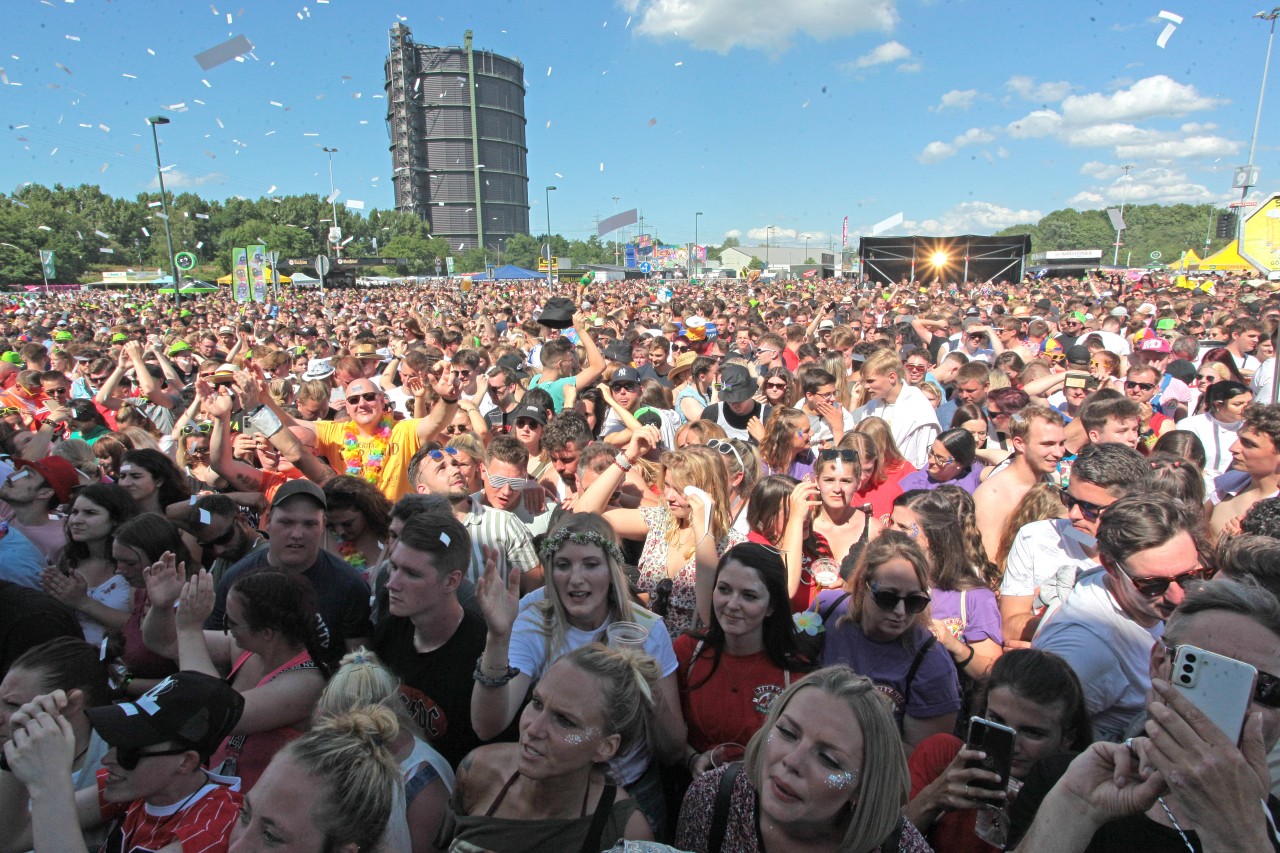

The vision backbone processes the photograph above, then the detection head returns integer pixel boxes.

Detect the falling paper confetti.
[65,35,80,41]
[55,63,72,74]
[122,73,137,79]
[599,162,604,171]
[647,117,657,126]
[99,248,114,253]
[95,230,110,239]
[194,34,254,70]
[267,185,277,193]
[547,66,552,76]
[872,212,904,235]
[1157,10,1182,48]
[346,199,365,209]
[141,227,149,237]
[674,61,683,66]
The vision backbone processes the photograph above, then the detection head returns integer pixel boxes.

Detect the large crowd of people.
[1,267,1279,852]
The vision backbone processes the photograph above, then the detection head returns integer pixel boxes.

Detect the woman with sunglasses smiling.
[817,532,961,752]
[759,366,799,408]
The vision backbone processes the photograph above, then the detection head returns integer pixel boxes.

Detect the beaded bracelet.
[472,656,520,688]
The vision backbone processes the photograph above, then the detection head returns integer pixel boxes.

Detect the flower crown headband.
[538,527,625,567]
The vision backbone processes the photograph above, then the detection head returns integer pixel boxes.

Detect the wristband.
[686,752,700,773]
[614,453,633,472]
[956,643,976,669]
[472,657,520,688]
[248,406,284,438]
[440,396,461,405]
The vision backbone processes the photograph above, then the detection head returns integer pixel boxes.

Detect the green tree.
[748,256,764,270]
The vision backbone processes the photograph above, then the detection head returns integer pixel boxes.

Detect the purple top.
[929,587,1003,645]
[767,449,815,480]
[898,463,985,495]
[815,590,960,722]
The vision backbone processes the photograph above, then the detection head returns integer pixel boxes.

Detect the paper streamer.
[872,212,905,235]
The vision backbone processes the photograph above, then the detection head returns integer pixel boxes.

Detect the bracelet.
[472,656,520,688]
[686,752,701,773]
[614,453,633,472]
[955,643,976,669]
[440,396,461,404]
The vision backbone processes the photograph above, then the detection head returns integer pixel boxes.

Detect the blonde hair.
[854,416,906,472]
[658,446,733,545]
[535,513,654,661]
[821,352,853,409]
[316,648,420,736]
[993,483,1066,574]
[839,430,881,487]
[861,349,903,382]
[675,419,727,447]
[744,666,908,852]
[558,643,662,753]
[280,706,401,852]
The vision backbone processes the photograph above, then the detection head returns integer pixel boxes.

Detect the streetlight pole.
[146,116,180,310]
[323,147,341,260]
[693,212,703,278]
[545,185,557,288]
[1112,164,1133,266]
[1243,7,1280,251]
[612,196,621,267]
[766,225,776,269]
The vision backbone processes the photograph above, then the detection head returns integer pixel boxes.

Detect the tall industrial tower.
[385,22,530,252]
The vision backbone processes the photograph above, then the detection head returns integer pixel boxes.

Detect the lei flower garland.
[337,538,369,582]
[538,528,625,566]
[342,415,393,484]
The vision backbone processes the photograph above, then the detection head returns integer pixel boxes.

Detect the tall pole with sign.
[315,254,330,307]
[147,115,181,309]
[323,147,342,261]
[545,185,557,289]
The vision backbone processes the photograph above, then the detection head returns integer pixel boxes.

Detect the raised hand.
[143,551,185,610]
[41,566,88,608]
[175,568,214,631]
[474,544,520,637]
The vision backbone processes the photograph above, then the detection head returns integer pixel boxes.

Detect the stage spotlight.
[931,251,948,266]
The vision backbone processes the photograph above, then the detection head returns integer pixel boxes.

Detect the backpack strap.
[578,783,617,853]
[819,592,852,622]
[687,639,706,683]
[902,635,938,710]
[707,762,742,853]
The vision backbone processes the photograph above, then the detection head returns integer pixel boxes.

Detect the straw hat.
[668,351,698,384]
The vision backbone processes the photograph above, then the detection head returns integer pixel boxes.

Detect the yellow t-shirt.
[315,417,423,500]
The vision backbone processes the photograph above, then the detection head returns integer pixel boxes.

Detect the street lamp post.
[693,211,702,278]
[612,196,621,267]
[322,147,342,260]
[545,186,557,288]
[146,116,180,310]
[1112,164,1134,266]
[766,225,776,269]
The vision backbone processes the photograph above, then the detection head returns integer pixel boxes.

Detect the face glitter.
[825,770,857,790]
[559,725,600,746]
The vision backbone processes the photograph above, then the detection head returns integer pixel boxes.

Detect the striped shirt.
[97,768,242,853]
[459,498,540,584]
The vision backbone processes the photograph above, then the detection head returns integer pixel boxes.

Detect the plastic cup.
[710,743,745,768]
[606,621,649,651]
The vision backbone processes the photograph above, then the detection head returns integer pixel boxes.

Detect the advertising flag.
[232,247,250,303]
[842,217,848,248]
[248,244,267,303]
[39,250,55,279]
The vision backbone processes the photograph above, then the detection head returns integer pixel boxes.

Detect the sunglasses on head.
[182,422,212,435]
[1125,380,1156,392]
[868,581,931,614]
[706,438,744,470]
[1118,561,1216,598]
[114,745,192,771]
[346,392,380,405]
[818,448,858,463]
[1058,487,1108,522]
[426,447,460,461]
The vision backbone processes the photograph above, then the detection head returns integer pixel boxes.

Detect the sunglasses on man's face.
[114,745,192,772]
[1118,561,1216,598]
[444,424,470,435]
[487,473,528,490]
[868,581,931,614]
[1058,487,1108,521]
[1124,380,1156,393]
[346,392,380,405]
[196,522,238,550]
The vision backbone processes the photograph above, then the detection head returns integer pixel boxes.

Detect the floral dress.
[635,505,743,637]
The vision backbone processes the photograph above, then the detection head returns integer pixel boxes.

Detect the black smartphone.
[965,717,1016,790]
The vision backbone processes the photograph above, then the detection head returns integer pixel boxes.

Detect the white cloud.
[903,201,1043,234]
[723,229,742,239]
[1059,75,1221,125]
[1006,76,1072,103]
[146,169,227,190]
[897,61,923,73]
[852,40,912,68]
[930,89,979,112]
[746,226,798,241]
[1067,166,1233,207]
[620,0,898,54]
[1006,109,1062,139]
[1114,134,1240,162]
[918,127,995,163]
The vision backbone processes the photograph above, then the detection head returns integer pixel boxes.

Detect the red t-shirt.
[674,635,795,753]
[907,733,998,853]
[97,768,242,853]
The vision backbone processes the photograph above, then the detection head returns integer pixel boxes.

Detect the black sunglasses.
[819,449,858,463]
[1125,381,1156,392]
[868,581,931,614]
[346,392,380,405]
[197,522,238,550]
[115,745,192,771]
[1058,487,1108,522]
[651,577,674,617]
[1119,561,1216,598]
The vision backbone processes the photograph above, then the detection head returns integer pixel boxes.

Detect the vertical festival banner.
[248,244,267,303]
[232,247,250,303]
[842,216,849,248]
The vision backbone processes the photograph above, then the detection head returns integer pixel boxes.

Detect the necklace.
[1157,797,1195,853]
[341,415,393,484]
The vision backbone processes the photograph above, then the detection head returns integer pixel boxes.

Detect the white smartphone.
[1170,644,1256,745]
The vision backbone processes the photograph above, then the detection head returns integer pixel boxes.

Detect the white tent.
[290,272,320,287]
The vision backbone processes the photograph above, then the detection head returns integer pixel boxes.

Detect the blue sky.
[1,0,1273,252]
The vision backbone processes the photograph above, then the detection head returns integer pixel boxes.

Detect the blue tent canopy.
[480,264,543,280]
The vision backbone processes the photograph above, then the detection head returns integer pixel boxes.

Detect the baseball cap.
[218,326,235,335]
[271,478,327,510]
[1065,345,1092,366]
[818,319,835,331]
[512,403,547,426]
[1137,302,1157,315]
[719,363,755,404]
[1110,306,1129,317]
[86,671,244,759]
[0,352,23,366]
[111,332,128,343]
[1140,338,1172,354]
[168,340,192,356]
[299,326,319,337]
[609,366,640,386]
[53,330,73,342]
[1155,318,1178,331]
[13,456,81,505]
[492,353,529,380]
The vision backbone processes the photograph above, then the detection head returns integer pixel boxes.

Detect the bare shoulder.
[455,743,519,814]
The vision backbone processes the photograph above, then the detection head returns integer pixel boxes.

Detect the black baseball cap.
[609,366,640,386]
[86,672,244,758]
[271,478,327,510]
[512,403,547,426]
[1065,345,1091,367]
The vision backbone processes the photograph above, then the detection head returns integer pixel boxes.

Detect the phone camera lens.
[1185,653,1197,663]
[1178,674,1192,684]
[1182,663,1194,673]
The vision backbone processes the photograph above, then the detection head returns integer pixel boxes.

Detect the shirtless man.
[1211,402,1280,542]
[974,404,1066,561]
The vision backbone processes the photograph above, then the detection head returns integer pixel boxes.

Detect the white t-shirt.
[851,383,940,469]
[1000,518,1099,611]
[1092,330,1132,357]
[1175,412,1243,479]
[1252,357,1276,405]
[509,604,677,784]
[1033,568,1162,742]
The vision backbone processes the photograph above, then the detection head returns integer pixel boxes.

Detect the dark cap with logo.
[86,671,244,758]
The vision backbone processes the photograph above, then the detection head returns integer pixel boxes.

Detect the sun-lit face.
[518,660,619,780]
[549,540,614,631]
[759,688,864,829]
[713,558,773,641]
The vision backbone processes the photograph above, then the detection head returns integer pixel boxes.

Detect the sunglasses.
[1161,642,1280,709]
[610,382,639,393]
[1125,381,1156,392]
[986,408,1010,419]
[651,577,674,617]
[487,473,528,490]
[904,363,929,372]
[426,447,460,461]
[819,449,858,463]
[515,418,542,429]
[672,344,690,353]
[115,745,192,771]
[868,581,931,614]
[0,407,19,417]
[1058,487,1109,522]
[1118,561,1216,598]
[346,392,380,405]
[444,424,470,435]
[765,381,788,391]
[196,523,238,550]
[706,438,744,470]
[182,422,212,435]
[1197,374,1218,383]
